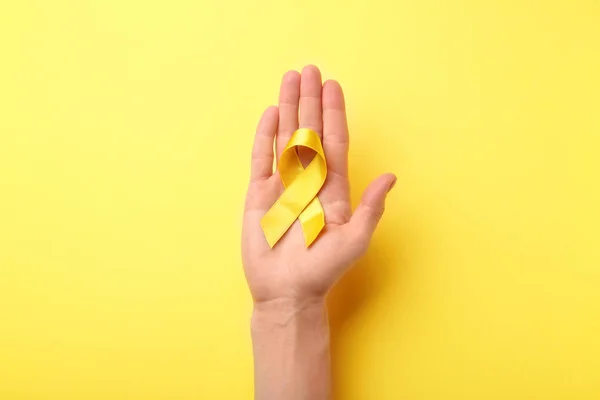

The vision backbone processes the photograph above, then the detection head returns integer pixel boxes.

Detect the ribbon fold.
[260,128,327,248]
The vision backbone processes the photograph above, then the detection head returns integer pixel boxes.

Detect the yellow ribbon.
[260,128,327,248]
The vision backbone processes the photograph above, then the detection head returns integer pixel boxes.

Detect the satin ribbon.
[260,128,327,248]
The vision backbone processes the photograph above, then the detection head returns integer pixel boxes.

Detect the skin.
[242,65,396,400]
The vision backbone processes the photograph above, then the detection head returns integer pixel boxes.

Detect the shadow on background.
[327,218,410,394]
[326,121,415,396]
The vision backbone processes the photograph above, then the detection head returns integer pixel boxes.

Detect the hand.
[242,65,396,308]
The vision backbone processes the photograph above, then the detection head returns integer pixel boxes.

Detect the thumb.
[347,173,397,247]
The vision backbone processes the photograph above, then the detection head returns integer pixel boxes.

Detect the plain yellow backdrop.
[1,0,599,398]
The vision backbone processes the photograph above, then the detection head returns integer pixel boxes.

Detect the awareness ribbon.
[260,128,327,248]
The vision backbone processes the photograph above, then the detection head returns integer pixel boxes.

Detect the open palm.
[242,65,396,305]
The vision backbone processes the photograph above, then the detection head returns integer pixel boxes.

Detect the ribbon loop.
[260,128,327,248]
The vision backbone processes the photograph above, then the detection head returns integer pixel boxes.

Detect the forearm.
[251,298,331,400]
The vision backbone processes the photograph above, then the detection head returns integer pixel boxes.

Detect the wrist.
[251,297,328,332]
[250,297,331,399]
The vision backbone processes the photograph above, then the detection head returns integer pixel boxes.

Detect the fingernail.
[387,177,397,193]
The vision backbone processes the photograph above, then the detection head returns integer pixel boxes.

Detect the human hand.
[242,65,396,309]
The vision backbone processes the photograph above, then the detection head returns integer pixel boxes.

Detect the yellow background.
[1,0,599,398]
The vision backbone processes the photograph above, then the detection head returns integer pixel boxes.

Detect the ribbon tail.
[298,197,325,247]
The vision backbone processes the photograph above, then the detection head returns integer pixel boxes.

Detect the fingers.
[322,80,349,179]
[346,173,397,248]
[276,70,300,160]
[299,65,323,136]
[250,106,279,181]
[319,79,352,223]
